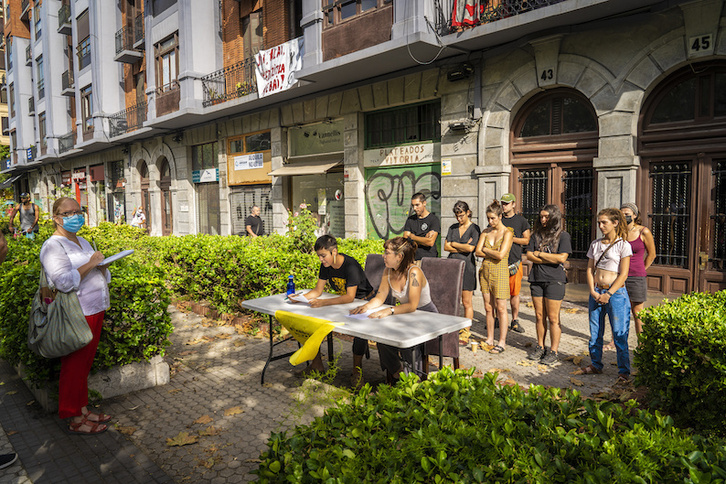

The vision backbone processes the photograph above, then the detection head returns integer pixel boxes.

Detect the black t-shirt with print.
[403,212,441,259]
[526,231,572,283]
[318,254,374,299]
[501,214,530,265]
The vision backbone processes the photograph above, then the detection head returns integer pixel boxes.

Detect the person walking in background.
[583,208,632,382]
[525,205,572,366]
[130,206,146,229]
[245,205,265,237]
[403,192,440,260]
[41,197,113,434]
[475,200,514,354]
[444,201,480,326]
[500,193,530,334]
[8,193,39,240]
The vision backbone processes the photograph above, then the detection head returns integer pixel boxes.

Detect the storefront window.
[291,172,345,238]
[192,142,220,235]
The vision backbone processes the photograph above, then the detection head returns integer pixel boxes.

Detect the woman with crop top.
[351,237,438,380]
[583,208,633,381]
[475,200,513,355]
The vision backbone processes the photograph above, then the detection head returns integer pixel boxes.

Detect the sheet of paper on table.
[346,310,375,320]
[287,293,310,304]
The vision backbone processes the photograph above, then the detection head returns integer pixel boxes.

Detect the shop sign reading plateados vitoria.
[363,142,440,168]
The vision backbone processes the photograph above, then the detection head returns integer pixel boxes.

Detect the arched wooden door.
[510,89,599,283]
[639,62,726,294]
[139,161,151,232]
[160,158,173,236]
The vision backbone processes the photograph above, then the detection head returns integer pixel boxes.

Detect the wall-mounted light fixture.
[172,132,184,143]
[447,63,473,82]
[449,120,474,132]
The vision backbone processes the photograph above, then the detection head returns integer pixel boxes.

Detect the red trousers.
[58,311,104,419]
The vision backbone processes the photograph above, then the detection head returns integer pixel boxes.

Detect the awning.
[0,174,23,190]
[268,158,342,177]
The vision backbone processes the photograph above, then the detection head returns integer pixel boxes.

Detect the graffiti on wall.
[365,165,441,240]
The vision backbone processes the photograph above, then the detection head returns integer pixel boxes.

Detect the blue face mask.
[62,214,85,233]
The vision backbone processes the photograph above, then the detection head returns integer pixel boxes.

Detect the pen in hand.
[92,237,98,252]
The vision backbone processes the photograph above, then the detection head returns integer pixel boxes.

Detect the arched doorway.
[510,89,599,283]
[639,62,726,294]
[160,158,173,236]
[139,161,151,231]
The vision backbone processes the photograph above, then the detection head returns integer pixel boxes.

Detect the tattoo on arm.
[411,273,420,287]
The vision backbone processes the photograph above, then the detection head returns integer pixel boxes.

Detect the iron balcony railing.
[134,13,144,46]
[433,0,567,36]
[58,4,71,30]
[62,69,74,91]
[201,57,258,107]
[58,130,76,154]
[109,101,147,138]
[115,17,144,55]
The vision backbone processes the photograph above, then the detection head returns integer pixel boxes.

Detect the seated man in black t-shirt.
[292,235,374,387]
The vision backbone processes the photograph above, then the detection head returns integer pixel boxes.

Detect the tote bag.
[28,268,93,359]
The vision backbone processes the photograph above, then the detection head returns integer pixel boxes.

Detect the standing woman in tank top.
[475,200,514,354]
[351,237,438,380]
[620,203,656,337]
[583,208,632,382]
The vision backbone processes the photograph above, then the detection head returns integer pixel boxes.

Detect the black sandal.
[489,345,506,354]
[509,320,525,334]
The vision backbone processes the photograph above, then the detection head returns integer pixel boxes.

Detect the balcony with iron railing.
[109,101,147,138]
[58,4,72,35]
[62,69,74,96]
[434,0,568,35]
[114,21,144,63]
[156,81,180,117]
[58,130,76,154]
[134,13,145,48]
[201,57,258,108]
[20,0,30,20]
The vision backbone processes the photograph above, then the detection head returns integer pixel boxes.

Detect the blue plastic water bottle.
[286,274,295,296]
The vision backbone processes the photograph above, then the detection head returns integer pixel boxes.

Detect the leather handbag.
[28,267,93,359]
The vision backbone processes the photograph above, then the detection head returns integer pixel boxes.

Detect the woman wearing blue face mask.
[39,197,112,434]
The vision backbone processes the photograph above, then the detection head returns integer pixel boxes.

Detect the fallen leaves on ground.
[6,430,18,436]
[499,377,517,387]
[116,426,137,435]
[193,415,213,425]
[537,365,549,372]
[168,388,183,394]
[217,333,231,340]
[525,302,534,308]
[571,369,585,375]
[516,360,536,367]
[564,307,581,313]
[177,350,197,356]
[167,431,198,447]
[233,340,246,347]
[487,368,509,373]
[198,425,222,436]
[6,390,17,395]
[569,377,584,387]
[224,406,244,416]
[186,338,204,346]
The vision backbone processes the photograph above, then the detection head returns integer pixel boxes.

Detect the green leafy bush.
[0,230,173,385]
[635,291,726,435]
[254,368,726,483]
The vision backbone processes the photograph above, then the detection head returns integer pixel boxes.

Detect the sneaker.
[0,453,18,470]
[527,345,545,360]
[540,350,559,366]
[509,319,525,333]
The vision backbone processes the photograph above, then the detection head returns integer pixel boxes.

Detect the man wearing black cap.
[9,193,39,240]
[501,193,530,333]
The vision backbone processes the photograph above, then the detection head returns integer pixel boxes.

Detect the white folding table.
[241,293,471,384]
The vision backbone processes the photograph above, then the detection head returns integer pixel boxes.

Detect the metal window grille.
[650,162,691,267]
[519,169,547,230]
[365,102,441,149]
[230,188,273,237]
[563,168,594,259]
[712,160,726,271]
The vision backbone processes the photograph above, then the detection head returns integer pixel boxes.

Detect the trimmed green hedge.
[635,291,726,436]
[254,368,726,483]
[0,214,383,383]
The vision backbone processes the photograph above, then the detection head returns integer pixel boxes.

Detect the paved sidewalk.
[0,283,664,483]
